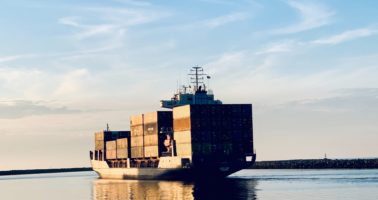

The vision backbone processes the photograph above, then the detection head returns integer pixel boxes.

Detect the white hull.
[91,159,239,180]
[91,160,193,180]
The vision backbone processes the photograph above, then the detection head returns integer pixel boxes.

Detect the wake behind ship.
[90,66,256,180]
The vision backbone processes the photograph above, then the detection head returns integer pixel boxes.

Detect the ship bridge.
[160,66,222,109]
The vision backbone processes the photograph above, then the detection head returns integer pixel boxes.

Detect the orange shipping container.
[131,125,143,136]
[175,143,192,156]
[95,131,104,140]
[106,149,117,159]
[144,146,159,157]
[117,138,128,149]
[144,134,158,146]
[95,140,104,150]
[173,117,191,132]
[130,114,144,126]
[173,105,191,119]
[106,141,117,150]
[117,148,128,159]
[131,136,143,147]
[131,147,144,158]
[173,130,191,144]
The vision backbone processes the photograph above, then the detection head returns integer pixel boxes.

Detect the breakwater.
[2,158,378,176]
[0,167,92,176]
[252,158,378,169]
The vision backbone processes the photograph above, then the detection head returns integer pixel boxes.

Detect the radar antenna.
[188,65,206,92]
[160,66,222,108]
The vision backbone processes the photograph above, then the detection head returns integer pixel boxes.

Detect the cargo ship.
[90,66,256,180]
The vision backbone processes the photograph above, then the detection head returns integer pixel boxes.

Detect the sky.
[1,0,378,170]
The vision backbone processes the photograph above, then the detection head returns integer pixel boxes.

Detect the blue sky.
[1,0,378,169]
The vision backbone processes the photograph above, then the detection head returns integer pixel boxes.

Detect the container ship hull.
[92,160,190,180]
[89,67,256,180]
[91,159,252,180]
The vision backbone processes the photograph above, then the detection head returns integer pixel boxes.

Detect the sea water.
[0,169,377,200]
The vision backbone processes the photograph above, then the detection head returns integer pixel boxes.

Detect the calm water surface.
[0,169,377,200]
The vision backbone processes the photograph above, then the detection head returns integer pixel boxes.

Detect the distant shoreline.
[1,158,378,176]
[251,158,378,169]
[0,167,93,176]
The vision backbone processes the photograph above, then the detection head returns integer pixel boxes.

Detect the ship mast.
[188,66,206,92]
[160,66,222,108]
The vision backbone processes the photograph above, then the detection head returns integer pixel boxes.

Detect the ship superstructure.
[160,66,222,108]
[90,66,256,180]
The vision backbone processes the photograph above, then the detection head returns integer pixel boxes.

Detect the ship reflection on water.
[93,178,257,200]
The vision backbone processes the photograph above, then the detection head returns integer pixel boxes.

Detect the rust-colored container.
[173,117,191,132]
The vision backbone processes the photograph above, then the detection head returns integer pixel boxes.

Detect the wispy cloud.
[256,40,300,55]
[0,54,36,63]
[203,12,249,28]
[58,16,81,27]
[311,27,378,45]
[0,99,80,119]
[198,0,238,5]
[173,11,251,31]
[86,7,169,26]
[58,16,121,40]
[273,0,334,34]
[280,88,378,113]
[112,0,152,7]
[206,51,248,75]
[58,7,170,40]
[256,27,378,55]
[202,41,378,106]
[256,26,378,57]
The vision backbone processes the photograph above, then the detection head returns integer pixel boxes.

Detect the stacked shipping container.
[106,141,117,159]
[94,131,130,160]
[95,105,252,164]
[95,131,105,160]
[95,131,105,150]
[130,114,144,158]
[173,104,253,162]
[116,138,129,159]
[143,111,173,157]
[130,111,173,158]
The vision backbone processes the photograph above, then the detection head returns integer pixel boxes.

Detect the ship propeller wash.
[90,66,256,180]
